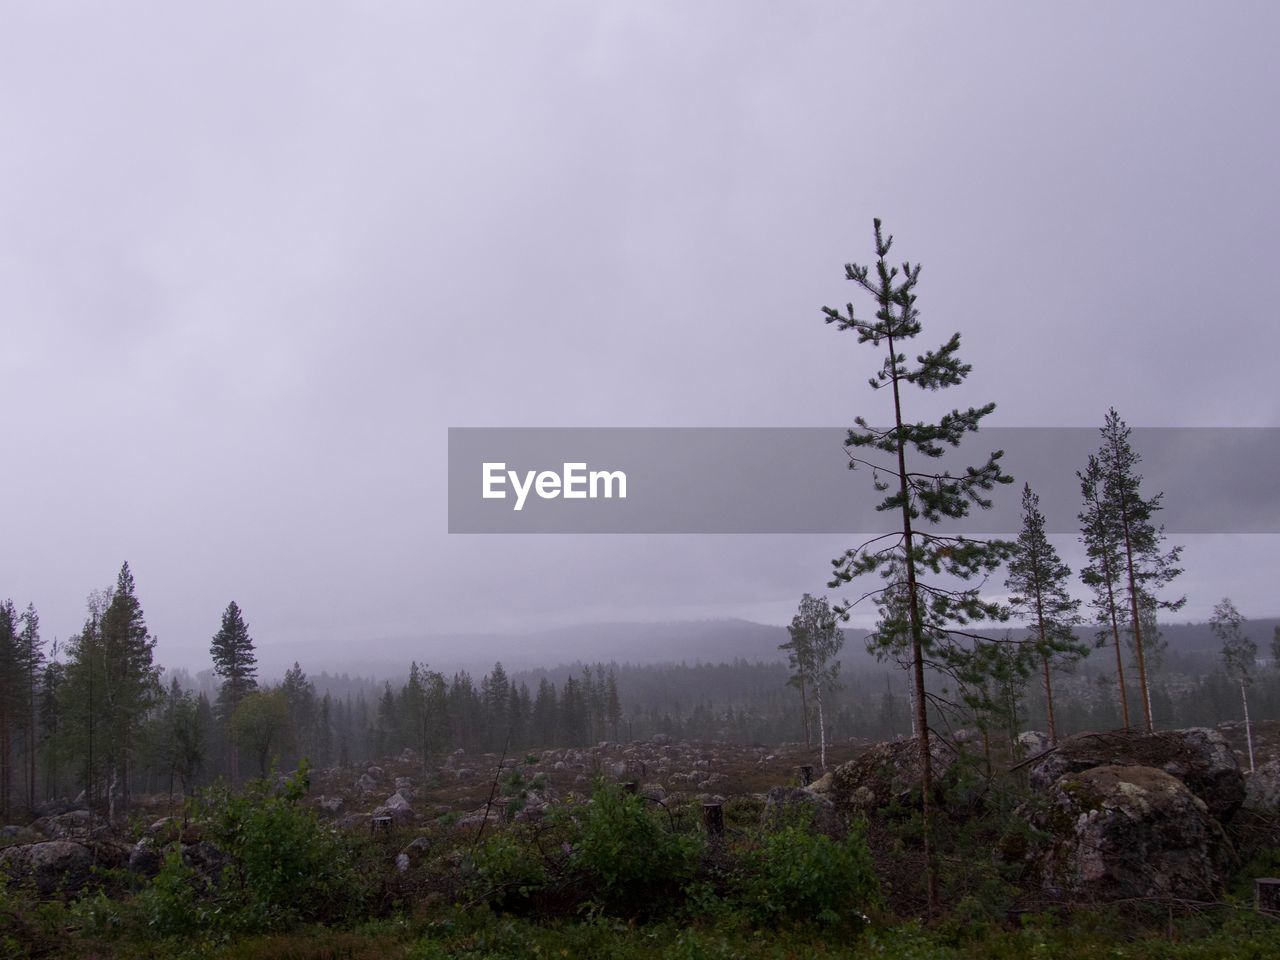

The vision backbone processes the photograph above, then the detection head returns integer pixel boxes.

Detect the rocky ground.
[3,720,1278,904]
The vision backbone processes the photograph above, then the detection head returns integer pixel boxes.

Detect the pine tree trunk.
[1119,502,1154,733]
[1101,566,1129,730]
[887,324,938,915]
[1040,651,1057,745]
[1032,580,1058,744]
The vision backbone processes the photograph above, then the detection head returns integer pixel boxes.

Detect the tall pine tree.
[1078,453,1131,728]
[1005,484,1085,744]
[1095,409,1185,732]
[821,220,1013,911]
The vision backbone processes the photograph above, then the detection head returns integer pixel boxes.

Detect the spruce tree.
[210,601,257,782]
[0,600,16,818]
[18,605,43,810]
[605,671,623,740]
[39,641,65,799]
[282,662,316,763]
[1005,484,1086,744]
[210,602,258,714]
[821,219,1013,911]
[532,678,559,746]
[96,562,160,814]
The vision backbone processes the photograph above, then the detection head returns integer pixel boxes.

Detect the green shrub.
[463,830,549,912]
[198,762,367,932]
[139,849,206,938]
[734,820,879,927]
[569,781,703,917]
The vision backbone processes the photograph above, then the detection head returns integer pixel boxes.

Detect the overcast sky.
[3,2,1277,673]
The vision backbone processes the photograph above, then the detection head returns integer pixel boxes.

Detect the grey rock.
[828,737,958,815]
[128,838,164,877]
[372,792,415,825]
[1029,728,1244,821]
[0,841,94,894]
[1022,764,1227,902]
[762,786,844,838]
[1243,758,1280,812]
[31,809,92,840]
[1016,730,1052,758]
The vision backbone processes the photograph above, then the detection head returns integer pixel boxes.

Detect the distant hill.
[253,615,1277,681]
[257,618,869,678]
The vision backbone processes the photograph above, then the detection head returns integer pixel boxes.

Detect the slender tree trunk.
[1119,511,1154,733]
[28,666,37,812]
[1040,651,1057,745]
[798,678,811,749]
[1031,578,1058,744]
[814,684,827,772]
[887,325,938,914]
[0,721,10,821]
[1241,681,1255,773]
[1101,560,1130,730]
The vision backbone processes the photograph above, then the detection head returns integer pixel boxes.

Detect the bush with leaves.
[138,849,207,939]
[196,762,367,932]
[463,829,550,913]
[734,819,879,927]
[569,781,703,918]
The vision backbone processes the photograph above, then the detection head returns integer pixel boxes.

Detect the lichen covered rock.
[1024,764,1227,902]
[761,786,844,837]
[1244,758,1280,812]
[1029,728,1244,821]
[0,840,94,894]
[828,737,958,815]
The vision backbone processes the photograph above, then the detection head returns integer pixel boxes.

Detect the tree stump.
[371,815,393,837]
[702,802,724,837]
[800,764,814,786]
[1257,877,1280,914]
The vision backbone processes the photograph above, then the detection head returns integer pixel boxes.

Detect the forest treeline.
[2,560,1277,818]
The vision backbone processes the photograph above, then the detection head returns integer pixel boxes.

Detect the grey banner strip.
[447,428,1280,534]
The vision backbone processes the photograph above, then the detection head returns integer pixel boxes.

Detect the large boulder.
[828,737,958,815]
[1029,729,1244,821]
[1016,730,1052,758]
[127,838,164,878]
[1023,765,1227,902]
[761,786,844,838]
[0,841,94,895]
[372,792,415,825]
[30,809,93,840]
[1244,758,1280,812]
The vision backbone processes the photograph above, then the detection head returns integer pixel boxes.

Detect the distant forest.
[2,565,1276,815]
